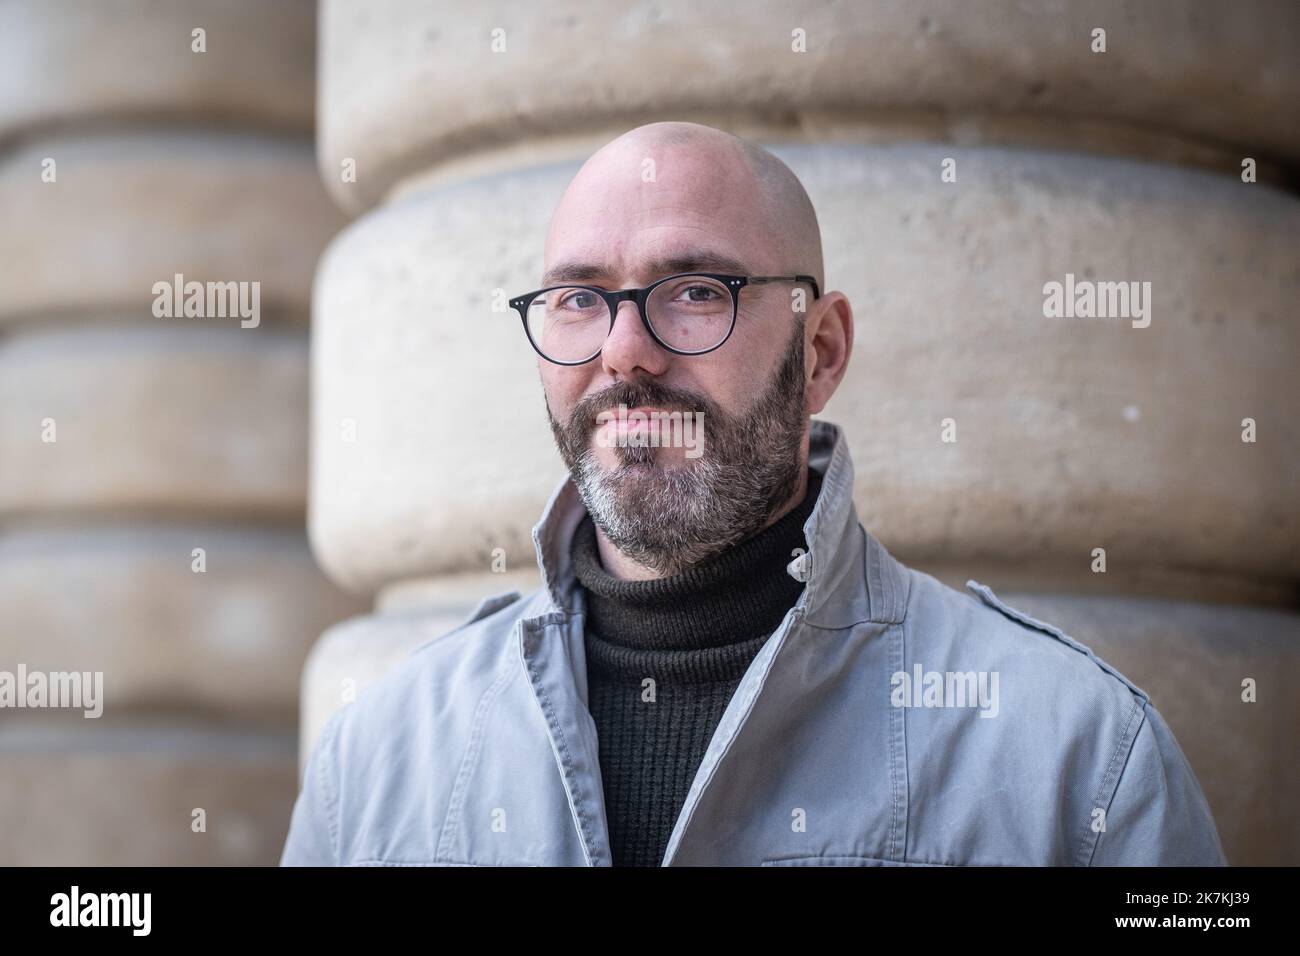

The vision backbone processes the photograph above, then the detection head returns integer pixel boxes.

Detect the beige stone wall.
[0,1,363,865]
[308,0,1299,865]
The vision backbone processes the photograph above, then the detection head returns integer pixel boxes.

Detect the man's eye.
[558,291,598,309]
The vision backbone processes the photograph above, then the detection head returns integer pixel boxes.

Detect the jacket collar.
[530,418,909,625]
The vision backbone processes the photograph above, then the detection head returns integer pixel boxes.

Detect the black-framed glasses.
[508,272,821,366]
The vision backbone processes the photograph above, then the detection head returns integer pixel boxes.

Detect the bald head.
[544,121,823,293]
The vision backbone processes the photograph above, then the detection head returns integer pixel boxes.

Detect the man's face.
[538,139,810,574]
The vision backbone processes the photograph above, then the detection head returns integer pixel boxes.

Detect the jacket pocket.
[761,855,952,867]
[353,860,478,866]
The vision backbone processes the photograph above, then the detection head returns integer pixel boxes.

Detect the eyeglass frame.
[508,272,821,366]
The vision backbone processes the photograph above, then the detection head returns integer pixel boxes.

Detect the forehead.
[542,142,774,287]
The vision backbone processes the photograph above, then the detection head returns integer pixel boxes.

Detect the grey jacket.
[281,419,1226,866]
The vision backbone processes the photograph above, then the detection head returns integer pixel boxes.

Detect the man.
[281,122,1225,866]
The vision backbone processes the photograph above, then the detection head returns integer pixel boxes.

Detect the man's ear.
[804,292,853,415]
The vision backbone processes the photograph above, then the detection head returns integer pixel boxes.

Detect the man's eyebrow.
[540,251,751,288]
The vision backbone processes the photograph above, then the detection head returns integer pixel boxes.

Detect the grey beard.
[548,320,807,576]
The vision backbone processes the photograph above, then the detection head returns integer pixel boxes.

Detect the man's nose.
[599,299,671,380]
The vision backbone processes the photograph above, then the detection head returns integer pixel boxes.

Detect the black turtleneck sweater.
[570,468,823,867]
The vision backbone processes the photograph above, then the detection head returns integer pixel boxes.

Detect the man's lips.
[592,405,675,425]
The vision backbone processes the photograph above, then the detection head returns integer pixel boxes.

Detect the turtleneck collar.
[570,467,824,654]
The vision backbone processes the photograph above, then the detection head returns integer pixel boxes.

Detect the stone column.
[0,0,363,864]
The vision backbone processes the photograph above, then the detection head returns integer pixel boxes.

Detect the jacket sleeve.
[279,710,344,867]
[1089,700,1227,866]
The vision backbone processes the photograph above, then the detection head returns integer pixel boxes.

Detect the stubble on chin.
[572,442,727,574]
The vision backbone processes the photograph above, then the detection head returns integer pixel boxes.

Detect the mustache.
[569,381,713,430]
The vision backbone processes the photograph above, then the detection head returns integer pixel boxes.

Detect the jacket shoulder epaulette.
[964,579,1150,703]
[400,589,526,660]
[461,589,523,627]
